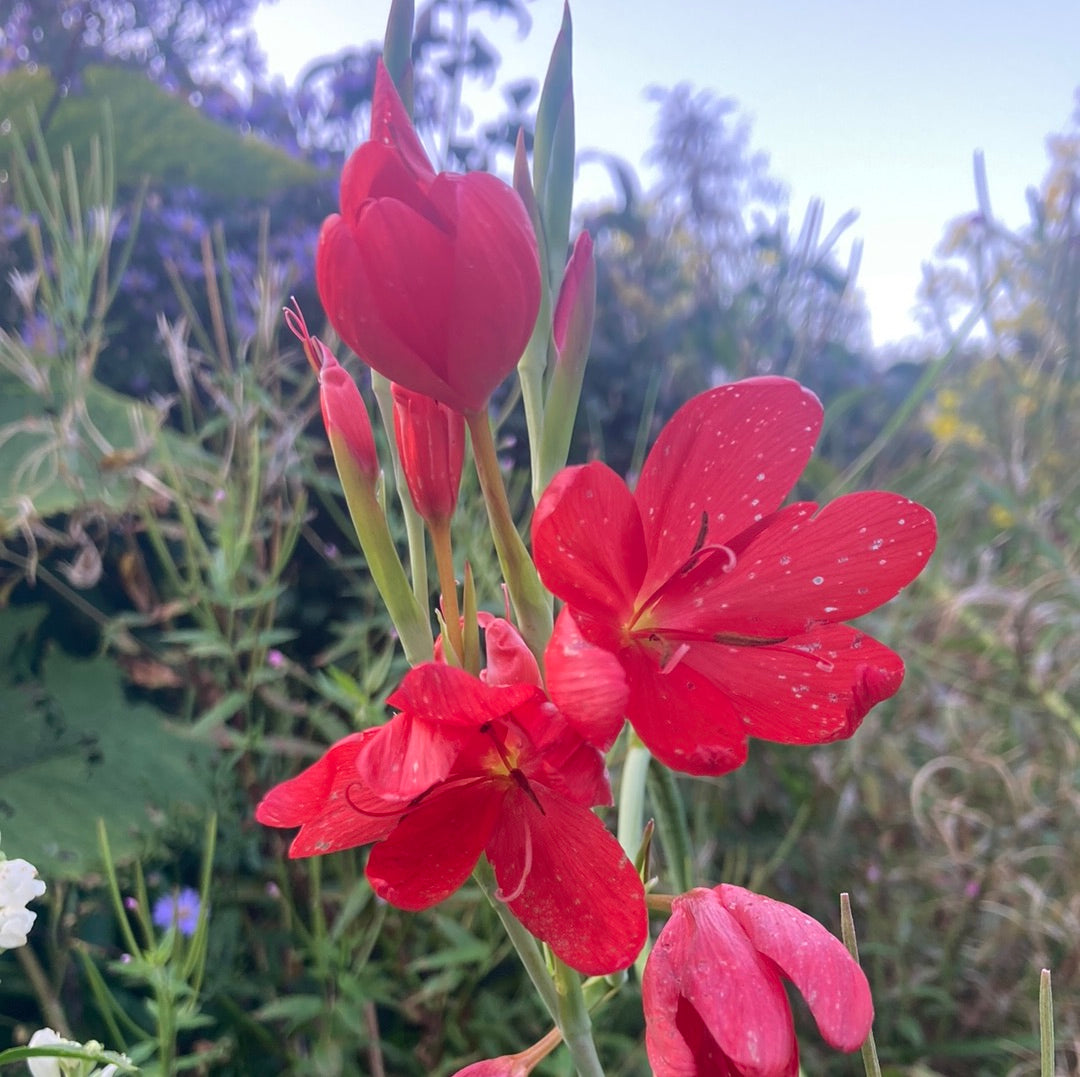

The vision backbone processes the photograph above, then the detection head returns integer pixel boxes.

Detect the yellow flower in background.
[988,504,1015,530]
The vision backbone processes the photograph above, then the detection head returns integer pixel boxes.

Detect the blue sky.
[252,0,1080,347]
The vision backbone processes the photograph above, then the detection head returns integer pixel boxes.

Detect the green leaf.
[0,65,320,199]
[0,619,213,880]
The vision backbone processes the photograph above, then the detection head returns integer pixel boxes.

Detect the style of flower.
[317,61,541,415]
[256,621,644,976]
[532,377,937,773]
[0,856,46,949]
[151,887,201,937]
[642,885,873,1077]
[391,383,466,526]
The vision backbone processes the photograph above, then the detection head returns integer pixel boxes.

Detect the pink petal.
[652,493,936,639]
[487,785,646,975]
[715,885,874,1051]
[255,733,401,857]
[440,172,542,410]
[532,462,647,623]
[448,1059,529,1077]
[544,608,628,750]
[634,378,822,598]
[682,624,904,745]
[621,645,749,776]
[387,663,540,728]
[479,614,543,688]
[644,888,797,1077]
[369,60,436,184]
[316,215,464,409]
[366,781,504,911]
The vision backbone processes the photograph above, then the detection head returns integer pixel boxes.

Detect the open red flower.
[256,651,644,976]
[643,885,873,1077]
[316,61,541,414]
[532,377,936,774]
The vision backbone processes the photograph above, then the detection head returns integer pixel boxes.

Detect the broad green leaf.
[0,616,213,879]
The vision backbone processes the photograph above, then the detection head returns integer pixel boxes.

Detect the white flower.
[26,1028,76,1077]
[25,1029,125,1077]
[0,858,47,908]
[0,857,46,949]
[0,905,37,948]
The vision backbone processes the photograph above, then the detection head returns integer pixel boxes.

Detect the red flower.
[643,885,873,1077]
[316,61,541,414]
[532,377,937,774]
[392,383,465,526]
[256,650,644,975]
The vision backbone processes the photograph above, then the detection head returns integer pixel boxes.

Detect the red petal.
[653,493,936,639]
[255,733,401,857]
[316,214,465,409]
[440,172,542,410]
[634,379,822,599]
[544,608,628,750]
[487,785,646,975]
[370,60,436,184]
[644,888,797,1077]
[621,645,749,776]
[533,462,646,623]
[682,624,904,745]
[354,711,464,803]
[366,781,503,911]
[715,885,874,1051]
[479,614,543,688]
[387,663,540,728]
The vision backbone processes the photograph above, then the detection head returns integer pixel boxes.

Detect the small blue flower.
[152,887,201,937]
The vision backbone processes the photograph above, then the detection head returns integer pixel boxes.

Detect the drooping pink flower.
[643,885,873,1077]
[317,62,541,414]
[532,377,937,774]
[256,641,643,976]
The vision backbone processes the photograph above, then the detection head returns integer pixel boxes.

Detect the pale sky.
[252,0,1079,348]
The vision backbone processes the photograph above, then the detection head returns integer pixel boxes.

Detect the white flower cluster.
[0,856,46,950]
[25,1028,127,1077]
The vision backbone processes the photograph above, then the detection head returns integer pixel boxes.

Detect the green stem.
[616,734,651,859]
[554,958,605,1077]
[474,862,559,1022]
[465,410,552,659]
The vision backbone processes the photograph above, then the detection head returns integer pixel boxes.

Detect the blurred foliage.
[0,66,319,197]
[1,2,1078,1075]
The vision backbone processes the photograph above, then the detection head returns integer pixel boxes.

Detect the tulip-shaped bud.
[391,384,465,528]
[643,885,873,1076]
[538,231,596,489]
[552,230,595,366]
[317,61,541,415]
[285,301,378,486]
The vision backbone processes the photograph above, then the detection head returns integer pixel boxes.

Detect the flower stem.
[616,733,651,859]
[474,861,560,1022]
[429,517,464,663]
[466,409,552,659]
[554,958,606,1077]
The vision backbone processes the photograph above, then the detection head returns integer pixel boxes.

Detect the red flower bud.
[317,62,541,414]
[552,230,595,361]
[391,384,465,526]
[286,301,378,484]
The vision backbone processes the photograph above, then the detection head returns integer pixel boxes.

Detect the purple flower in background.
[152,887,201,936]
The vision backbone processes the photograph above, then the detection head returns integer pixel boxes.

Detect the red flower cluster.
[256,620,646,976]
[317,62,541,414]
[533,377,936,774]
[643,885,873,1076]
